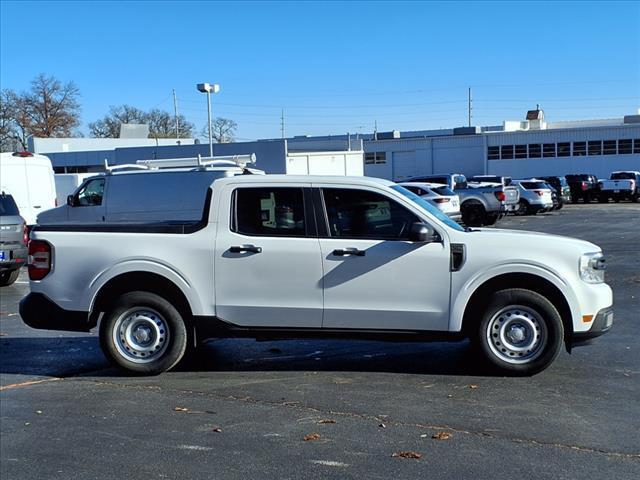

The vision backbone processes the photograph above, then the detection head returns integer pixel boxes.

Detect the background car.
[565,173,600,203]
[512,179,554,215]
[0,192,28,287]
[398,182,461,220]
[538,176,571,209]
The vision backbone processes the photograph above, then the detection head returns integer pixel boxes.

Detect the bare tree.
[146,109,194,138]
[19,74,81,138]
[89,105,146,138]
[0,90,19,151]
[202,118,237,143]
[90,105,194,138]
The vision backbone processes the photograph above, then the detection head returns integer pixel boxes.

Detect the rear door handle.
[229,245,262,254]
[332,248,366,257]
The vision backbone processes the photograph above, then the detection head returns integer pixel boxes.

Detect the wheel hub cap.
[112,308,170,364]
[486,305,547,364]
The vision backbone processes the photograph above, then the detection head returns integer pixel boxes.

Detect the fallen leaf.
[36,410,43,414]
[304,433,321,441]
[378,423,386,428]
[392,451,421,459]
[24,422,30,426]
[174,407,188,412]
[212,427,222,433]
[469,385,479,389]
[432,432,453,440]
[420,434,428,438]
[317,419,336,424]
[447,394,453,398]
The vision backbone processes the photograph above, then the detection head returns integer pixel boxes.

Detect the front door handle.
[332,248,366,257]
[229,245,262,254]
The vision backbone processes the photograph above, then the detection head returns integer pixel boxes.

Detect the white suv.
[20,175,613,375]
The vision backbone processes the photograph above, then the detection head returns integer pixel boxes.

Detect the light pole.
[196,82,220,158]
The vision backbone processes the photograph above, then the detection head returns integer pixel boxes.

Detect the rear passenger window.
[322,188,419,240]
[233,188,306,237]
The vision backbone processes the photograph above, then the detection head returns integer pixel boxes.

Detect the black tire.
[515,200,530,216]
[484,214,500,226]
[461,203,486,227]
[99,291,188,375]
[598,195,607,203]
[0,269,20,287]
[555,202,564,210]
[476,288,564,376]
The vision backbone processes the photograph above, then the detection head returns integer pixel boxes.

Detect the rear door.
[315,185,451,331]
[214,183,323,328]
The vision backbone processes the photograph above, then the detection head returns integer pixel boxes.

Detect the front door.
[317,186,451,331]
[68,177,106,223]
[214,184,323,328]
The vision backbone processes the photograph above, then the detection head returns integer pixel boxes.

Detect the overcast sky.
[1,0,639,140]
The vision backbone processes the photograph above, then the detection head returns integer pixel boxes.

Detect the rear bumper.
[0,245,27,271]
[572,306,614,347]
[19,292,95,332]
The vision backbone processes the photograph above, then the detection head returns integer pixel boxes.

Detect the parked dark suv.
[565,174,600,203]
[539,176,571,210]
[0,192,28,286]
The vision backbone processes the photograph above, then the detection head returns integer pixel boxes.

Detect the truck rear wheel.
[476,289,563,376]
[461,202,486,227]
[99,291,187,375]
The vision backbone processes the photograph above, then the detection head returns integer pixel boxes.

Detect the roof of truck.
[213,174,396,187]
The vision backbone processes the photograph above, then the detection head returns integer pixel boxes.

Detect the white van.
[54,173,98,207]
[37,156,263,225]
[0,152,57,226]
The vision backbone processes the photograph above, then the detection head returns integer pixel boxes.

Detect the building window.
[365,152,387,164]
[515,145,527,159]
[618,139,632,154]
[557,142,571,157]
[543,143,556,157]
[528,144,541,158]
[602,140,617,155]
[634,139,640,154]
[501,145,514,160]
[588,141,602,156]
[573,141,586,156]
[487,146,499,160]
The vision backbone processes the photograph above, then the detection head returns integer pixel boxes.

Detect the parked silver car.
[0,192,28,286]
[512,180,554,215]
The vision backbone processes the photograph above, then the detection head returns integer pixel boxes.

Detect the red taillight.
[12,151,34,157]
[434,198,451,203]
[494,191,506,202]
[22,224,29,245]
[534,190,545,196]
[581,181,587,191]
[28,240,51,280]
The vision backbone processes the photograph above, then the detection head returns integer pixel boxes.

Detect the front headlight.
[579,252,606,284]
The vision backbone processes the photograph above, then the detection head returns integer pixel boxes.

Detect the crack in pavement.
[74,378,640,461]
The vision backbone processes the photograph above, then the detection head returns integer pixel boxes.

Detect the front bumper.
[572,306,614,346]
[19,292,95,332]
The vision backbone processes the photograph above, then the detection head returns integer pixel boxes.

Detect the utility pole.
[468,87,473,127]
[374,120,378,141]
[173,89,179,138]
[281,109,285,139]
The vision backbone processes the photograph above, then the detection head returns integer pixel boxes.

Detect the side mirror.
[67,195,74,206]
[409,222,439,243]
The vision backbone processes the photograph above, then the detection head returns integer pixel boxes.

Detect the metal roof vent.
[526,105,547,130]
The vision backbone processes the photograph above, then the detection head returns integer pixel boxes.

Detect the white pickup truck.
[20,174,613,375]
[597,171,640,203]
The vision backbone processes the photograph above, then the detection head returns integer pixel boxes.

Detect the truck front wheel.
[99,291,188,375]
[476,289,563,376]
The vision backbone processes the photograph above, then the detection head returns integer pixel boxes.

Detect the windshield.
[611,172,634,180]
[391,185,464,232]
[521,181,550,189]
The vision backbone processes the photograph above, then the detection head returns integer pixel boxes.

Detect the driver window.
[75,178,105,206]
[322,188,419,240]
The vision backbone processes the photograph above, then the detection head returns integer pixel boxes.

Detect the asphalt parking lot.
[1,203,639,479]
